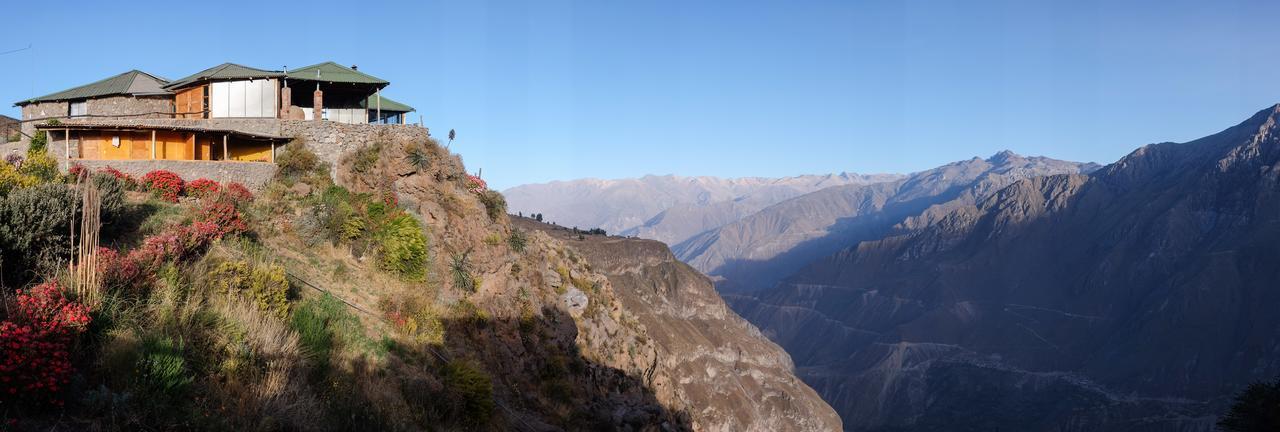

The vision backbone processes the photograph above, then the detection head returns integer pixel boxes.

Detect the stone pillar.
[313,88,324,121]
[279,85,292,119]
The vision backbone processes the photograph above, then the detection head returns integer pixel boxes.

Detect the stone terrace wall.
[75,160,278,190]
[278,120,431,177]
[46,119,429,186]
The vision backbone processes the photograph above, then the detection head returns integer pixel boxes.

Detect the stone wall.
[278,120,431,177]
[41,119,430,186]
[85,95,173,119]
[18,96,175,144]
[74,159,278,190]
[20,101,69,142]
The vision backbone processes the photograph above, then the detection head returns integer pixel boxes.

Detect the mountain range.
[507,104,1280,430]
[724,104,1280,430]
[504,173,901,246]
[673,151,1099,293]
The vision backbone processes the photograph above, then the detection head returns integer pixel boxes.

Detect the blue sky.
[3,0,1279,189]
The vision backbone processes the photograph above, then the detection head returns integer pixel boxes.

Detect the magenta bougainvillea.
[0,281,92,406]
[141,170,185,202]
[465,174,487,194]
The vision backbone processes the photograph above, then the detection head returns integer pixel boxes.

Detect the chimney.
[279,85,292,119]
[313,88,324,121]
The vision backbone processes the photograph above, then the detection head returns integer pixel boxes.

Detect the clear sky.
[3,0,1279,189]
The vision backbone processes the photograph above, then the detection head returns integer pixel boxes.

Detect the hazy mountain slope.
[673,152,1099,293]
[518,218,842,432]
[733,104,1280,431]
[504,173,900,245]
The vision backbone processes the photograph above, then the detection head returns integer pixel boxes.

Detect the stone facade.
[0,115,17,143]
[19,95,174,144]
[74,159,279,190]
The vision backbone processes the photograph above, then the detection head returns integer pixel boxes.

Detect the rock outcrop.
[520,219,842,432]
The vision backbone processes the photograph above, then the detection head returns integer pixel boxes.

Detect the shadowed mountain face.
[516,218,843,432]
[504,173,901,245]
[673,152,1099,293]
[731,104,1280,431]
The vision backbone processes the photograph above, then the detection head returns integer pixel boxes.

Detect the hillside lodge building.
[14,62,418,165]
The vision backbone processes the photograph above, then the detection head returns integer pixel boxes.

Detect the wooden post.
[222,134,228,161]
[270,142,276,163]
[376,88,382,123]
[63,128,70,160]
[150,130,157,159]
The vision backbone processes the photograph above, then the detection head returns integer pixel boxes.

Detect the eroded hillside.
[0,129,835,431]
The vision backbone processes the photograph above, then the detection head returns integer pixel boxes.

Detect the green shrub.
[0,183,79,280]
[291,293,380,367]
[478,190,506,221]
[405,145,430,171]
[28,130,47,153]
[0,162,38,196]
[275,141,324,181]
[19,149,60,183]
[348,142,382,174]
[137,335,194,398]
[482,232,502,246]
[441,360,494,426]
[450,252,475,292]
[507,229,528,252]
[91,172,127,219]
[376,213,428,280]
[208,260,291,318]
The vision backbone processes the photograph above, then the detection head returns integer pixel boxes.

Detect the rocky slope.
[504,173,900,245]
[733,104,1280,431]
[518,218,842,432]
[673,152,1099,293]
[335,136,840,431]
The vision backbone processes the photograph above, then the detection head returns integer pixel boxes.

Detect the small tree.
[1218,377,1280,432]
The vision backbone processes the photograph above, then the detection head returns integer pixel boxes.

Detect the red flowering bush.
[465,174,487,194]
[97,247,141,291]
[195,194,248,236]
[223,182,253,202]
[0,281,91,406]
[186,178,220,198]
[98,166,137,189]
[67,163,88,180]
[141,170,185,202]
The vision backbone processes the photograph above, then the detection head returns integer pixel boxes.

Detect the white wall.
[210,79,278,118]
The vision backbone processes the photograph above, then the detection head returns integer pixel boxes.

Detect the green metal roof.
[163,63,284,89]
[15,70,170,106]
[360,94,414,113]
[287,62,389,86]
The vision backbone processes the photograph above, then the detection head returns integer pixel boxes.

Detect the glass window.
[69,101,87,117]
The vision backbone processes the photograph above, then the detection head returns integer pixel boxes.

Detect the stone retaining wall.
[74,159,278,190]
[41,119,430,186]
[278,120,431,177]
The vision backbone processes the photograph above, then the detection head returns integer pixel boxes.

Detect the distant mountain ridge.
[504,172,902,245]
[731,104,1280,431]
[672,151,1100,293]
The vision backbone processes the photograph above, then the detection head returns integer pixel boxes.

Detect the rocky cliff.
[334,136,840,431]
[518,218,841,431]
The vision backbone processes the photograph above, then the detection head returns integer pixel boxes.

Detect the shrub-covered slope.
[1,129,834,431]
